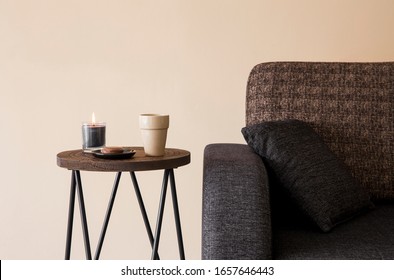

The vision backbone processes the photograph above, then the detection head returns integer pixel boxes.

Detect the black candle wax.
[82,123,106,150]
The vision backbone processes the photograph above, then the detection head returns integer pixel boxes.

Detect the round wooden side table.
[57,147,191,260]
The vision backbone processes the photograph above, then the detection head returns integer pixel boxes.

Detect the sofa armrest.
[202,143,272,259]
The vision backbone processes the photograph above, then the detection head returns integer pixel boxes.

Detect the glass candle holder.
[82,122,106,151]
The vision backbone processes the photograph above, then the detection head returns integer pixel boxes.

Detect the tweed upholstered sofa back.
[246,62,393,201]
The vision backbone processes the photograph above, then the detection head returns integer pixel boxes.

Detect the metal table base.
[64,169,185,260]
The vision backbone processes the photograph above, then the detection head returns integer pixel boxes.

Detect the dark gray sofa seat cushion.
[274,204,394,259]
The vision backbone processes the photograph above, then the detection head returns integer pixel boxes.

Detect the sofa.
[202,62,394,259]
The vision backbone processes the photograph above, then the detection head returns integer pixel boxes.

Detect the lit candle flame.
[92,112,96,125]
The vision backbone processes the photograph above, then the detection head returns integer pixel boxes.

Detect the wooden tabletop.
[57,147,191,172]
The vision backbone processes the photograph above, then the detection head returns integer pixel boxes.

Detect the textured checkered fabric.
[202,144,272,259]
[273,203,394,259]
[246,62,394,201]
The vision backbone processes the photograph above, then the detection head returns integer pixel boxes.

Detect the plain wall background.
[1,0,393,259]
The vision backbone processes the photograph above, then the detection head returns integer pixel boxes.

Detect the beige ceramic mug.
[139,114,169,156]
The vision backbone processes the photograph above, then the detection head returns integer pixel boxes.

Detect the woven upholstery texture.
[202,144,272,259]
[242,119,374,232]
[274,203,394,259]
[246,62,394,200]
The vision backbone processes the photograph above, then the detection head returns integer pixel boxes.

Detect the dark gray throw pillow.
[242,119,374,232]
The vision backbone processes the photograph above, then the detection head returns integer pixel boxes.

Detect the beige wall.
[1,0,393,259]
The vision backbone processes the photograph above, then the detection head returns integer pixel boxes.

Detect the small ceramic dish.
[92,148,136,159]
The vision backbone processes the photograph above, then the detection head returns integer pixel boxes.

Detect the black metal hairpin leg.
[151,169,170,260]
[64,168,185,260]
[94,172,122,260]
[169,169,185,260]
[130,172,160,260]
[75,170,92,260]
[65,171,77,260]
